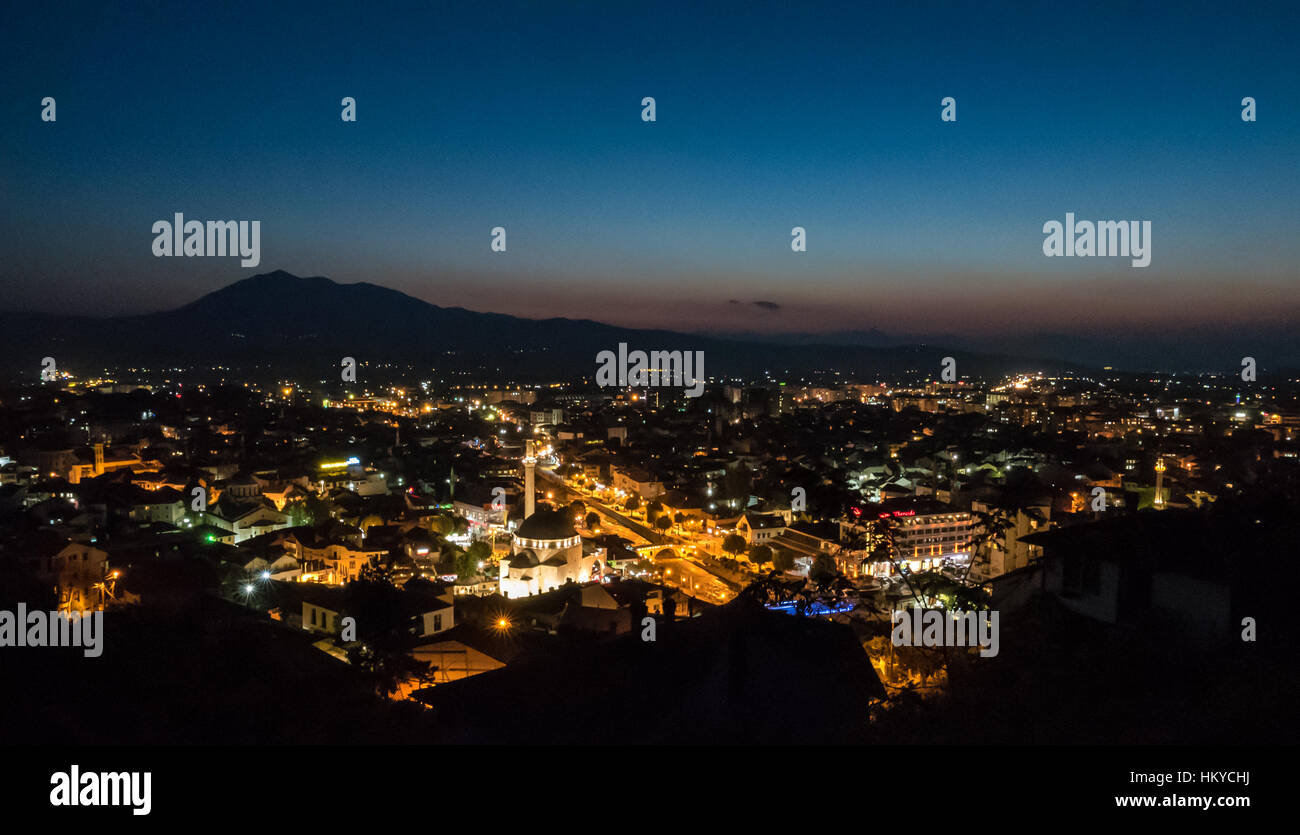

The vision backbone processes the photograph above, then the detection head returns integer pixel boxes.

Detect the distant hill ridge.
[0,271,1089,381]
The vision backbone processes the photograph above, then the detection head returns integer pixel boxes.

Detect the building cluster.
[1,366,1295,696]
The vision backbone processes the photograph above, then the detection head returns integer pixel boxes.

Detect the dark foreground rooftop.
[416,598,885,744]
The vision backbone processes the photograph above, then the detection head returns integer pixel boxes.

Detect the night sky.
[2,0,1297,343]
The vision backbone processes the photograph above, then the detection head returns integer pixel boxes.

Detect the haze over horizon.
[5,268,1294,374]
[3,0,1298,353]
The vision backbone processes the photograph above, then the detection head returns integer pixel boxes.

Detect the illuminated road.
[654,558,733,604]
[538,468,739,603]
[537,469,655,540]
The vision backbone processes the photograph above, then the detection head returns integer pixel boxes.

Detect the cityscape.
[1,280,1292,744]
[0,0,1291,817]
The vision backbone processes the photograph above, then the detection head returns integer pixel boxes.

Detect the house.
[1021,507,1283,648]
[574,451,612,482]
[452,577,499,597]
[6,533,110,611]
[280,530,388,585]
[768,522,839,575]
[736,512,788,545]
[657,490,708,526]
[201,497,290,544]
[501,578,694,636]
[296,581,455,639]
[407,582,457,637]
[129,487,186,525]
[454,482,522,534]
[612,466,664,500]
[190,523,236,546]
[410,625,514,684]
[529,405,564,426]
[300,585,346,635]
[242,549,302,581]
[219,472,264,501]
[968,500,1051,581]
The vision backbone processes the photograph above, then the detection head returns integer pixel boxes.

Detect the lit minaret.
[523,439,537,518]
[1153,457,1166,509]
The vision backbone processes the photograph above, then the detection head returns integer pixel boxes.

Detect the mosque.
[499,440,601,598]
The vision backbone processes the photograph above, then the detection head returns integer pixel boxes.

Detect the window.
[310,607,317,626]
[433,614,442,631]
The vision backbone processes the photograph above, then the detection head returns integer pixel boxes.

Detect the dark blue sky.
[2,0,1297,340]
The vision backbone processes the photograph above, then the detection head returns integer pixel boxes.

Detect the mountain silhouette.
[0,271,1088,383]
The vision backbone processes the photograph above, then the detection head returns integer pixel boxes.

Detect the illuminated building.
[842,499,974,577]
[499,506,600,598]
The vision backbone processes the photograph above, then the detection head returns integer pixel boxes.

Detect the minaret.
[524,439,537,518]
[1153,457,1166,509]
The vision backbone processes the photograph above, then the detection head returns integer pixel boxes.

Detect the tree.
[357,558,395,584]
[809,553,838,585]
[286,492,331,527]
[428,515,454,536]
[436,542,462,576]
[342,574,434,696]
[961,506,1016,586]
[655,515,672,533]
[623,495,641,512]
[646,500,665,524]
[584,511,600,530]
[456,540,492,580]
[724,461,753,502]
[772,548,795,572]
[747,544,773,568]
[839,516,926,609]
[907,570,989,611]
[721,534,747,557]
[345,643,435,697]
